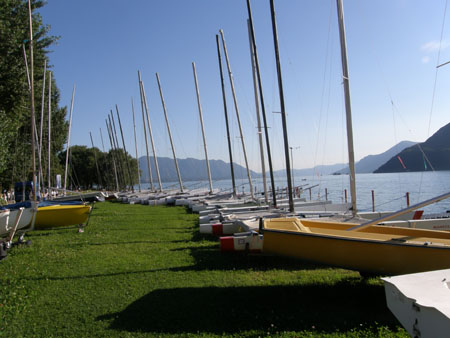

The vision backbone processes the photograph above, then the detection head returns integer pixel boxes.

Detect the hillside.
[334,140,417,174]
[138,156,261,183]
[375,122,450,173]
[136,127,449,182]
[273,163,347,177]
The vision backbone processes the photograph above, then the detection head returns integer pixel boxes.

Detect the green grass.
[0,202,408,337]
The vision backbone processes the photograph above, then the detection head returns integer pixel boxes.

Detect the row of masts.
[24,0,54,199]
[28,0,357,216]
[91,1,282,201]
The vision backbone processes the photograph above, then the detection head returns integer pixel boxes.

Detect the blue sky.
[38,0,450,172]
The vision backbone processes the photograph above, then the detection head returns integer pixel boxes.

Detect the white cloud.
[422,56,430,64]
[421,40,450,52]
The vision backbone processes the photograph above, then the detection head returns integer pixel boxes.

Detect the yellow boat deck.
[262,217,450,275]
[265,217,450,244]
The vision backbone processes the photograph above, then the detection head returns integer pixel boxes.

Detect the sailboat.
[221,192,450,275]
[220,0,450,276]
[33,201,92,230]
[2,0,40,252]
[1,202,36,234]
[0,207,27,259]
[0,209,10,238]
[222,215,450,275]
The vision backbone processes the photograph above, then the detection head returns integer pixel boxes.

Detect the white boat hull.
[0,210,10,237]
[382,269,450,338]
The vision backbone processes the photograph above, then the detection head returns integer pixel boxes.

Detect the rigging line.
[353,0,421,194]
[415,0,449,197]
[427,0,449,139]
[321,27,336,181]
[352,0,423,201]
[389,100,407,197]
[373,194,409,209]
[339,81,346,198]
[415,143,436,172]
[233,76,257,128]
[352,1,401,130]
[316,0,335,184]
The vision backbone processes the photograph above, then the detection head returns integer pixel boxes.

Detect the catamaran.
[220,0,450,276]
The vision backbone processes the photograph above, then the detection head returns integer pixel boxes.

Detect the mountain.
[274,163,347,177]
[138,156,261,183]
[375,122,450,173]
[334,141,417,174]
[136,129,446,182]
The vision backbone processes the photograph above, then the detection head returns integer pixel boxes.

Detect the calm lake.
[138,171,450,214]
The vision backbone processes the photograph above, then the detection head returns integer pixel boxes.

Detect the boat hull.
[11,207,36,232]
[34,205,91,229]
[0,210,10,237]
[51,191,105,202]
[263,218,450,276]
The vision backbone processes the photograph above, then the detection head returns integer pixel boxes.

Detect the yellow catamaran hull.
[34,204,91,229]
[262,218,450,276]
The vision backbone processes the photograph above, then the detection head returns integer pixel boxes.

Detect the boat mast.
[137,73,154,191]
[219,29,255,200]
[269,0,294,212]
[63,84,75,195]
[336,0,357,216]
[155,72,184,193]
[131,97,142,192]
[38,60,46,196]
[22,45,42,196]
[215,34,237,197]
[105,119,120,191]
[99,128,105,152]
[109,111,126,190]
[99,126,114,190]
[192,62,213,194]
[89,131,103,189]
[246,19,267,204]
[115,104,134,192]
[139,76,163,191]
[27,0,36,202]
[47,71,52,194]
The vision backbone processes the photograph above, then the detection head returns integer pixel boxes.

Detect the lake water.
[137,171,450,214]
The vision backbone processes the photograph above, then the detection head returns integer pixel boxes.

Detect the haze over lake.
[138,171,450,214]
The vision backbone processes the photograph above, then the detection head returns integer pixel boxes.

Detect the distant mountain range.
[273,163,347,177]
[137,122,450,182]
[375,122,450,173]
[334,141,417,175]
[138,156,261,183]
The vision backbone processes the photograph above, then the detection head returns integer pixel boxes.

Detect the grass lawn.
[0,202,408,337]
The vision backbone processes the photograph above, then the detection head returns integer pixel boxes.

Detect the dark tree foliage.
[0,0,68,190]
[58,146,139,191]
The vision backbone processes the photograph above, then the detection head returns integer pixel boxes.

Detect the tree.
[58,146,139,191]
[0,0,68,190]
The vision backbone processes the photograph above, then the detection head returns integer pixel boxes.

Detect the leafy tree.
[59,146,139,191]
[0,0,68,190]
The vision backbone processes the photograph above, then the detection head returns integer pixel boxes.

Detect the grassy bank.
[0,202,407,337]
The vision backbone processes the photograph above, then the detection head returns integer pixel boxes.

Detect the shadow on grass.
[25,246,331,282]
[65,238,195,247]
[28,227,83,236]
[172,244,324,272]
[78,240,191,246]
[191,229,219,242]
[97,281,397,335]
